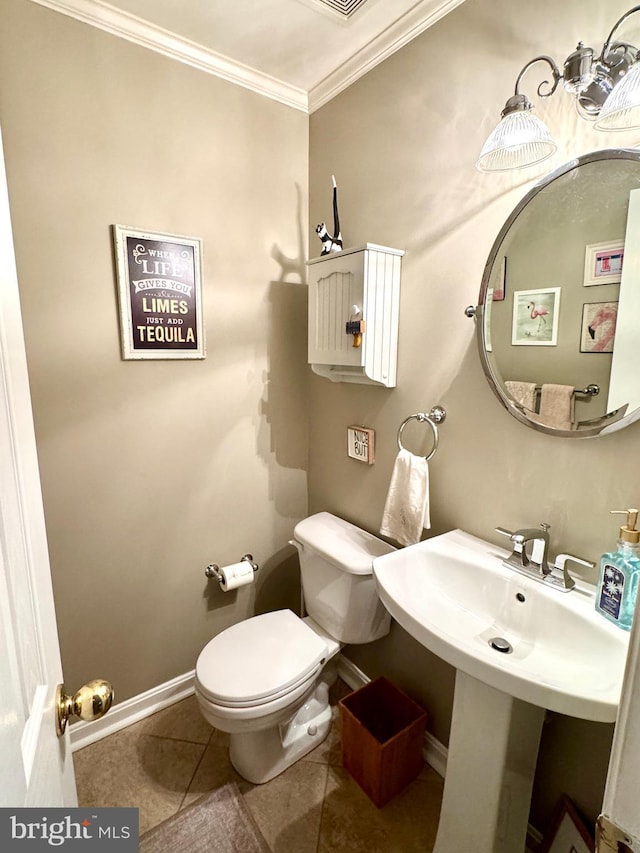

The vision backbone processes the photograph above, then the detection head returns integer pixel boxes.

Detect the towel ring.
[397,406,446,462]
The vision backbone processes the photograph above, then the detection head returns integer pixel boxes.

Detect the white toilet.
[194,511,395,783]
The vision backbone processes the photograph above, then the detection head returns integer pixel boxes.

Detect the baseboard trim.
[70,670,195,752]
[69,654,544,849]
[71,655,444,762]
[335,654,370,692]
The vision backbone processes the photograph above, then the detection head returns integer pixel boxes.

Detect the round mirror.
[476,149,640,437]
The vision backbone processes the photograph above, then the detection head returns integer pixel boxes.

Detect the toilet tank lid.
[293,512,395,576]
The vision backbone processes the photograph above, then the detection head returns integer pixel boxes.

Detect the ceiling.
[31,0,466,112]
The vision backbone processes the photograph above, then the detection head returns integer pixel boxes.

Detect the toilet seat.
[195,610,328,709]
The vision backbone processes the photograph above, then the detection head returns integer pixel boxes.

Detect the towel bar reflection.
[534,383,599,396]
[397,406,446,461]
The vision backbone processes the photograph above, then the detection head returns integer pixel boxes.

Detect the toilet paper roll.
[218,560,255,591]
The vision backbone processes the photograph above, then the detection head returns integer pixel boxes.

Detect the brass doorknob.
[56,679,114,737]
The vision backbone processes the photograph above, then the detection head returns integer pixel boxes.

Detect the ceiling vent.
[302,0,369,21]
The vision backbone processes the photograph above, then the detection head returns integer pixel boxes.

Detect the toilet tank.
[292,512,395,644]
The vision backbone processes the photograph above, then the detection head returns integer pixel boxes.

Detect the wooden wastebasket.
[339,676,427,808]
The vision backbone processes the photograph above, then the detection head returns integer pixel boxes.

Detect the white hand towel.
[380,449,430,547]
[538,383,575,430]
[504,380,537,412]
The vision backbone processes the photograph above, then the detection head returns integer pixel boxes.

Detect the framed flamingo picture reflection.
[512,287,561,346]
[580,301,618,353]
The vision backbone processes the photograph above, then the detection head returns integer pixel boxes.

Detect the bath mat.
[139,783,270,853]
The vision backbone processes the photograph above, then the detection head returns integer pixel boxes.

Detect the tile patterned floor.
[73,679,444,851]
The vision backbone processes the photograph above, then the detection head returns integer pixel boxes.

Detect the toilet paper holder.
[205,554,259,584]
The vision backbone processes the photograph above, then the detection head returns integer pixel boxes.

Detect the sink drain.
[489,637,513,654]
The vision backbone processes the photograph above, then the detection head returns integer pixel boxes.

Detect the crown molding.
[28,0,309,112]
[308,0,466,111]
[28,0,464,114]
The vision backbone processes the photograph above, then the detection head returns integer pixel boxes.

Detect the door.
[598,609,640,851]
[0,124,76,807]
[607,187,640,416]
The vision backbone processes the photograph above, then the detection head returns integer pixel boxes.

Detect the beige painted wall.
[0,0,309,702]
[2,0,639,836]
[308,0,640,830]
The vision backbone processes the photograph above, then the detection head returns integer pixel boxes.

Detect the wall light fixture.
[477,5,640,172]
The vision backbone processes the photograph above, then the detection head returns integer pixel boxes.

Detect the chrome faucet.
[551,554,596,592]
[495,523,595,592]
[496,523,551,578]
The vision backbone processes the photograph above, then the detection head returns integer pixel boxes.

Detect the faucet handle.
[495,527,526,550]
[555,553,595,568]
[495,525,550,538]
[552,553,596,591]
[495,527,514,539]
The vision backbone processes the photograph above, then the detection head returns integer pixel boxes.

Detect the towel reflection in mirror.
[505,380,575,430]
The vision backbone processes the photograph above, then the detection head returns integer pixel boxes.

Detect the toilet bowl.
[196,610,340,783]
[195,512,395,784]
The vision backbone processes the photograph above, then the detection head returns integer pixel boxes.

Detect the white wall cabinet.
[306,243,403,387]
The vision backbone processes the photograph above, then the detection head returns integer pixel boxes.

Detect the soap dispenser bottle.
[595,508,640,631]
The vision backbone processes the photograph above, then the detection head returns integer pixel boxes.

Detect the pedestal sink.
[372,529,629,853]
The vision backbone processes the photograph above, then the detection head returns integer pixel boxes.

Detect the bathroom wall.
[308,0,640,831]
[0,0,309,703]
[2,0,638,835]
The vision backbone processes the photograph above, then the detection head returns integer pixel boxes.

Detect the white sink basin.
[373,528,629,722]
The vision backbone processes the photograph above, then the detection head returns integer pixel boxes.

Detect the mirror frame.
[476,148,640,439]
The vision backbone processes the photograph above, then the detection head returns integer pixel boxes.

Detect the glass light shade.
[476,110,557,172]
[594,61,640,131]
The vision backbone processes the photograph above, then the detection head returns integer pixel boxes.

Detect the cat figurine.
[316,175,343,255]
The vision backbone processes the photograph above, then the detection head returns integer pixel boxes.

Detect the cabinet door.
[308,250,365,368]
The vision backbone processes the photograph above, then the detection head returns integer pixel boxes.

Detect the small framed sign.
[113,225,205,360]
[541,795,594,853]
[347,426,375,464]
[583,239,624,286]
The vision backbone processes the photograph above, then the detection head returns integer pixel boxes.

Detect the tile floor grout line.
[315,765,330,853]
[177,722,216,813]
[176,736,210,813]
[315,712,341,853]
[145,732,213,746]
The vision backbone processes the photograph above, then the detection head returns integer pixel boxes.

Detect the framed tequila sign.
[113,225,205,360]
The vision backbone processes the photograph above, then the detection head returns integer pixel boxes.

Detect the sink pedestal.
[372,529,627,849]
[433,670,545,853]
